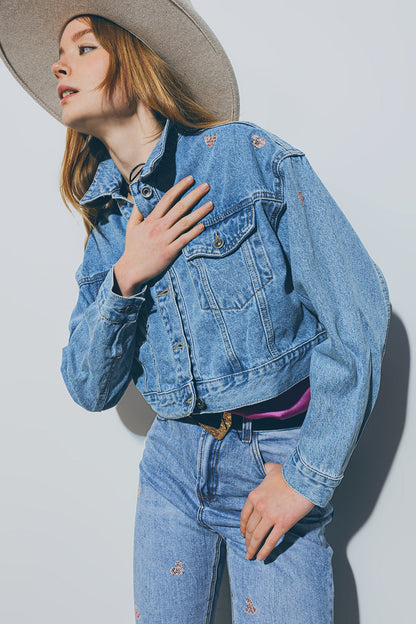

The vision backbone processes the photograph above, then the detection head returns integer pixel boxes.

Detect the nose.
[51,58,70,79]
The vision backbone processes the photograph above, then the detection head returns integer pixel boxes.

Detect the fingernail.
[245,553,250,559]
[186,175,194,181]
[201,182,209,189]
[257,554,263,561]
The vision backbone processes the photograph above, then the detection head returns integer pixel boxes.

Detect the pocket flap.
[182,201,255,260]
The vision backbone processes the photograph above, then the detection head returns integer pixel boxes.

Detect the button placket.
[140,185,153,199]
[129,182,158,219]
[154,275,193,390]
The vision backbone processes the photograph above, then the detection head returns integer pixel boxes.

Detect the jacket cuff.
[282,447,343,507]
[97,266,147,323]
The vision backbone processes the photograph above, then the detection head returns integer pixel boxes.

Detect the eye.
[78,45,96,55]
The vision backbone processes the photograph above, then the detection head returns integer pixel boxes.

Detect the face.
[51,18,128,134]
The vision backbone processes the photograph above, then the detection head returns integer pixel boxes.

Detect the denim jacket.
[61,118,391,506]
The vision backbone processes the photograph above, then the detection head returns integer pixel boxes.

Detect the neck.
[96,102,164,188]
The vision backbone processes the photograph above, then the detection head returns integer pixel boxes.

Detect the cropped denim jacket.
[61,118,391,507]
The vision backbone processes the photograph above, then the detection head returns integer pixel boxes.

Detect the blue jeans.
[133,415,334,623]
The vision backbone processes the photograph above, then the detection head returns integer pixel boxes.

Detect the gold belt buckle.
[197,411,232,440]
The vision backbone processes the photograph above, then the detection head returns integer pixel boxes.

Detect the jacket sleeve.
[276,151,391,507]
[61,262,147,412]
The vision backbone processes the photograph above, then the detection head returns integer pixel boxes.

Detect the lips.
[57,84,79,101]
[60,91,78,104]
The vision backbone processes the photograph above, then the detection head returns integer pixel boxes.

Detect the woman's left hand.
[240,462,314,561]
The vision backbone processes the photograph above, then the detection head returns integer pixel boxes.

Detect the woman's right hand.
[114,176,212,297]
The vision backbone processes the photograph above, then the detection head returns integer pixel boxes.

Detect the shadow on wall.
[116,311,408,624]
[327,314,410,624]
[326,311,408,624]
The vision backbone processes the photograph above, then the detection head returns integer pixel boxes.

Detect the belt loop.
[241,417,252,443]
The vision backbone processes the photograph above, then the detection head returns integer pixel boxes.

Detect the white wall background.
[0,1,414,622]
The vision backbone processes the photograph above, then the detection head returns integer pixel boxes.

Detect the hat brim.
[0,0,240,123]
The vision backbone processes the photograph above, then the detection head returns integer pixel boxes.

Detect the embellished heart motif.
[297,190,305,206]
[204,133,217,148]
[170,560,185,575]
[245,597,257,614]
[251,134,266,149]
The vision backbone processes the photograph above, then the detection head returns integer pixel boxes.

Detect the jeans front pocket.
[250,426,303,479]
[250,425,334,547]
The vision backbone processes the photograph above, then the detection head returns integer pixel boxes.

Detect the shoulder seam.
[272,150,305,197]
[274,149,305,168]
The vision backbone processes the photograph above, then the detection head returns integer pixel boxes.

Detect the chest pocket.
[182,199,272,310]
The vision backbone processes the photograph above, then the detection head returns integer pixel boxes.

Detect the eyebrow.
[59,28,94,55]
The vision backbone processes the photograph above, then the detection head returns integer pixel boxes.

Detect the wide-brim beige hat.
[0,0,240,123]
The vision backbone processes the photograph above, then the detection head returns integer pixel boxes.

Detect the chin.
[62,111,97,135]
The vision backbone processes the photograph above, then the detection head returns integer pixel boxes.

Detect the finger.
[168,201,213,239]
[240,498,255,538]
[255,526,285,562]
[167,222,207,255]
[245,510,262,550]
[128,202,144,226]
[245,518,274,560]
[161,183,211,227]
[151,176,198,219]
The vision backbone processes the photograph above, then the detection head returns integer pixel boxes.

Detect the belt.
[177,410,307,440]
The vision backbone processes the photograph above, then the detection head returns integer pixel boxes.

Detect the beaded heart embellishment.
[251,134,266,149]
[245,597,257,614]
[204,133,217,148]
[170,560,185,575]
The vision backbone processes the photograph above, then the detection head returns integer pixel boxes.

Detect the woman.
[0,2,391,622]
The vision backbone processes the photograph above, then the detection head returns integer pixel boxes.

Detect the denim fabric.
[60,118,391,506]
[133,415,334,623]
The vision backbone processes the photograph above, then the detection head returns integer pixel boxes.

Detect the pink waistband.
[230,381,310,421]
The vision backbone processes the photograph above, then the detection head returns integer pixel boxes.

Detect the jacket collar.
[79,118,173,206]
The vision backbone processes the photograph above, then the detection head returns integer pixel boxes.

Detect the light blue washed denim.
[60,118,391,506]
[133,415,334,623]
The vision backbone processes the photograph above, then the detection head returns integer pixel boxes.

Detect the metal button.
[195,398,207,410]
[141,185,153,199]
[213,231,224,249]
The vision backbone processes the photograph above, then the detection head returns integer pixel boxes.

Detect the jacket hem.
[141,329,327,418]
